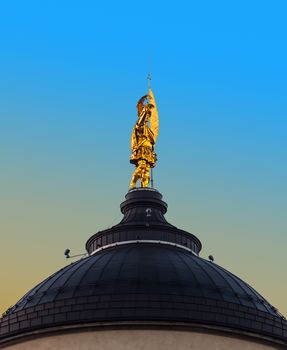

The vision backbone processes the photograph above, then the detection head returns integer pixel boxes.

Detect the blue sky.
[0,0,287,315]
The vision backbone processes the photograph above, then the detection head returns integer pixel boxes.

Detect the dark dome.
[0,188,286,345]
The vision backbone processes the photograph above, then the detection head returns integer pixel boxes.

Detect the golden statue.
[129,88,159,188]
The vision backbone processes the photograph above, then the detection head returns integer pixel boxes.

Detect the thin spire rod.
[147,72,151,90]
[147,50,154,188]
[147,50,151,91]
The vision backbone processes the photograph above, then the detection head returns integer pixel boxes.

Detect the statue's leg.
[139,161,146,187]
[141,164,150,187]
[130,164,141,188]
[130,171,138,188]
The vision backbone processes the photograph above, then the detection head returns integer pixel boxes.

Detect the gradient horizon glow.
[0,1,286,317]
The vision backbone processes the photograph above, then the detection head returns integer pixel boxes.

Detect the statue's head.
[137,94,152,116]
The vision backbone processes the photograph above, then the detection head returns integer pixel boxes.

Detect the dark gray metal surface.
[1,188,286,345]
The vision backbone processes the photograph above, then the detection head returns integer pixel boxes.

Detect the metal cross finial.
[147,49,151,91]
[147,72,151,90]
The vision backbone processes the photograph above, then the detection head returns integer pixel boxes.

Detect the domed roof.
[0,189,286,345]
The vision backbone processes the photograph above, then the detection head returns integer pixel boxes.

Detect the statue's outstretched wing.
[149,88,159,143]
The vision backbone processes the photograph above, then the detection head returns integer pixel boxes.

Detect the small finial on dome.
[208,255,214,262]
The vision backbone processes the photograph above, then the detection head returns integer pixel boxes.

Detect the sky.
[0,1,286,317]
